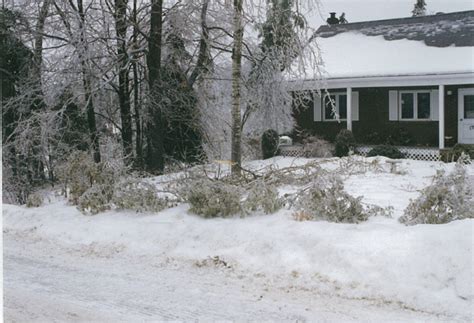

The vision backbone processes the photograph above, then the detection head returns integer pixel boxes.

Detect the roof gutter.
[287,72,474,90]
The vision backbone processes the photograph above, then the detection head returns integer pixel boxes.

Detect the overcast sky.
[310,0,474,27]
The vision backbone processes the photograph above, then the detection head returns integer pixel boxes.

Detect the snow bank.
[3,157,473,320]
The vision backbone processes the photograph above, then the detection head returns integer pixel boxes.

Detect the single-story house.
[291,10,474,157]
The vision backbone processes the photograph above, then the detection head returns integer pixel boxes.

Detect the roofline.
[287,72,474,90]
[316,10,474,34]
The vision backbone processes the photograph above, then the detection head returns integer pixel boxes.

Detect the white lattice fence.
[280,145,441,161]
[279,145,306,157]
[357,146,440,161]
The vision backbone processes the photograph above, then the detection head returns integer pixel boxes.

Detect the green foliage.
[160,63,204,163]
[336,155,384,175]
[112,179,172,213]
[59,151,178,215]
[452,144,474,161]
[301,135,334,158]
[244,181,282,214]
[399,159,474,225]
[178,175,282,218]
[182,178,243,218]
[295,175,369,223]
[261,129,280,159]
[57,151,122,205]
[334,129,356,157]
[54,89,89,152]
[0,8,32,84]
[57,151,97,204]
[258,0,304,70]
[386,127,414,146]
[367,145,404,159]
[77,184,113,215]
[26,193,43,208]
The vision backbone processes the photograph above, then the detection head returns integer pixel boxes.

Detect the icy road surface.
[4,230,459,322]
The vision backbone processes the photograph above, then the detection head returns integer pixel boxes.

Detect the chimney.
[327,12,340,25]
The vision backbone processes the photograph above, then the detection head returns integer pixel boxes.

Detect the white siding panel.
[314,93,322,121]
[351,91,359,121]
[389,90,398,121]
[431,90,439,121]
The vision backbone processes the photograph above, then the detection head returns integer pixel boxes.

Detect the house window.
[399,91,431,120]
[324,93,347,120]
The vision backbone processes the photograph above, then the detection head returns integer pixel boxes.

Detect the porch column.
[347,87,352,131]
[439,84,445,149]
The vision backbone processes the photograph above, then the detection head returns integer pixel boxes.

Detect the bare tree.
[230,0,244,175]
[131,0,143,167]
[114,0,133,165]
[146,0,164,173]
[60,0,102,162]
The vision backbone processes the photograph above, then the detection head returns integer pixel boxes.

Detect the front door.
[458,88,474,144]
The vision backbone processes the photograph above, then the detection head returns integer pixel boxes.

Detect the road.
[3,230,461,322]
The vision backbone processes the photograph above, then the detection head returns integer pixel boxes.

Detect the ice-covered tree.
[412,0,427,17]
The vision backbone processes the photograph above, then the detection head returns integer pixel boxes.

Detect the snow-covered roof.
[316,31,474,79]
[291,11,474,82]
[317,10,474,47]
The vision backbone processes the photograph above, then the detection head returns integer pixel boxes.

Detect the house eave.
[288,72,474,90]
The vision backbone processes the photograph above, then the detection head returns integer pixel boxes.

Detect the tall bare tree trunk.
[77,0,101,163]
[32,0,50,89]
[30,0,51,182]
[114,0,133,164]
[231,0,243,175]
[146,0,164,173]
[188,0,210,87]
[132,0,143,167]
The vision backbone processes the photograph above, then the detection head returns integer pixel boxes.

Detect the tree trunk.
[188,0,210,87]
[231,0,244,175]
[145,0,164,173]
[32,0,50,89]
[77,0,101,163]
[31,0,51,181]
[114,0,133,164]
[132,0,143,168]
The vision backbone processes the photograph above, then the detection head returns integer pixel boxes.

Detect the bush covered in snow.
[334,129,356,157]
[399,159,474,225]
[112,179,172,213]
[57,151,97,204]
[367,145,404,159]
[77,184,113,215]
[261,129,280,159]
[292,172,393,223]
[177,173,283,218]
[26,193,43,208]
[302,135,334,158]
[295,175,369,223]
[244,181,282,214]
[453,144,474,159]
[57,151,123,204]
[336,155,384,175]
[180,178,243,218]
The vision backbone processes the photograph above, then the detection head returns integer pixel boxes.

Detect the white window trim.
[323,92,347,121]
[398,90,432,121]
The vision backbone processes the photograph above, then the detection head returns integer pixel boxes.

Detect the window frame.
[398,90,432,121]
[322,92,348,121]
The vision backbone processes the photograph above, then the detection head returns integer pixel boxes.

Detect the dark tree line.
[2,0,213,194]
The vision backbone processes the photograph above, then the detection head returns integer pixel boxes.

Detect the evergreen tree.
[1,7,47,202]
[161,28,204,163]
[259,0,304,71]
[54,89,89,152]
[412,0,427,17]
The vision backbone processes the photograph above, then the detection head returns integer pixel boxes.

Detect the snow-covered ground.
[3,157,474,322]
